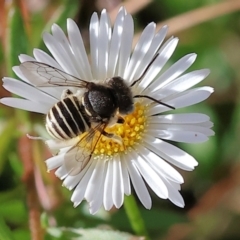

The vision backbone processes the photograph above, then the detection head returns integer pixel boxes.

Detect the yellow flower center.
[79,102,147,157]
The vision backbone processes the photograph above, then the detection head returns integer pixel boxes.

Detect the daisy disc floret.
[0,7,214,214]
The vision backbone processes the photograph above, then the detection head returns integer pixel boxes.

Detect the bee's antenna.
[130,53,159,87]
[133,95,175,109]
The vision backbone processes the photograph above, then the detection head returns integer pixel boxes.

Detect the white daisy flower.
[1,7,214,214]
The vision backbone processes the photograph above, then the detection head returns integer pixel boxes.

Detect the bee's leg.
[102,131,113,138]
[107,114,124,127]
[61,89,73,99]
[89,116,102,122]
[102,130,122,145]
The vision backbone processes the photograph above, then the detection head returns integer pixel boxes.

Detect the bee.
[19,54,174,175]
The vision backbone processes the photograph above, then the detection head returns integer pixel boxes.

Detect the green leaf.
[0,199,27,225]
[6,4,28,77]
[0,119,17,174]
[8,152,23,178]
[224,102,240,161]
[12,229,30,240]
[0,187,23,204]
[0,217,15,240]
[47,227,134,240]
[112,206,187,234]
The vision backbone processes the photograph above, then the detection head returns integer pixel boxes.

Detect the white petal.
[147,129,209,143]
[84,159,106,202]
[137,145,184,184]
[55,165,68,179]
[2,78,57,105]
[124,153,152,209]
[107,8,126,77]
[33,48,62,69]
[160,69,210,95]
[120,155,131,195]
[43,32,77,76]
[19,54,36,63]
[45,154,64,170]
[45,138,79,151]
[112,155,124,208]
[116,13,134,77]
[67,19,93,80]
[89,182,104,215]
[97,10,111,80]
[199,121,214,128]
[165,86,214,108]
[148,86,214,115]
[124,22,156,82]
[147,123,214,136]
[133,25,168,85]
[0,97,49,114]
[139,37,179,89]
[132,149,168,198]
[62,158,94,191]
[162,179,185,207]
[12,66,63,99]
[144,134,198,170]
[148,113,210,124]
[103,160,114,210]
[13,66,31,83]
[88,163,107,214]
[90,12,99,80]
[51,23,81,77]
[150,53,197,92]
[63,174,83,191]
[71,160,97,206]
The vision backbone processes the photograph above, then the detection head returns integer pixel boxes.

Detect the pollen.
[89,102,147,156]
[77,102,147,157]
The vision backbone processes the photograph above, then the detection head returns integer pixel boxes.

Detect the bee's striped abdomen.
[46,96,90,140]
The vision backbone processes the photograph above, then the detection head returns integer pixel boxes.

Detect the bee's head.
[107,77,134,115]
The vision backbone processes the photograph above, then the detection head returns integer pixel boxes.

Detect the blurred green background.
[0,0,240,239]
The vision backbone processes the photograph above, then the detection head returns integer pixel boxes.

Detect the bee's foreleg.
[102,130,122,145]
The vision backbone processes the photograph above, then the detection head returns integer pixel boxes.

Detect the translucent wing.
[19,61,89,88]
[63,142,92,176]
[63,123,107,176]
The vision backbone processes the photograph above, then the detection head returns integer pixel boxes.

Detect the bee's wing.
[63,123,106,176]
[19,61,88,88]
[63,143,93,176]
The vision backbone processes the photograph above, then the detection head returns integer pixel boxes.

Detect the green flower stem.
[124,195,150,240]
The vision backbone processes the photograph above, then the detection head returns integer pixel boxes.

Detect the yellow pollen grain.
[130,118,136,126]
[134,126,140,132]
[83,102,147,156]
